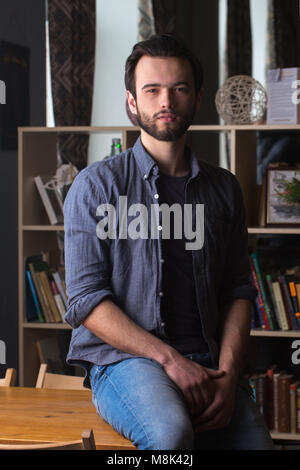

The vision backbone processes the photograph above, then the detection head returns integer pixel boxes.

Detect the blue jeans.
[89,354,274,450]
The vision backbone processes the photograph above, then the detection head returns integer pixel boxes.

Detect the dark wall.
[175,0,219,166]
[0,0,46,379]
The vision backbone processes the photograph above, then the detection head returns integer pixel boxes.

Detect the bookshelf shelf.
[22,322,71,330]
[271,432,300,441]
[251,329,300,337]
[248,227,300,235]
[22,225,64,231]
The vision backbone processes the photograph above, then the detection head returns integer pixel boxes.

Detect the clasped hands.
[163,355,237,432]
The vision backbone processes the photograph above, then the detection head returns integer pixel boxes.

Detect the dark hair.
[125,34,203,98]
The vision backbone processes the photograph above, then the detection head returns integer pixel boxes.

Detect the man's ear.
[127,90,137,115]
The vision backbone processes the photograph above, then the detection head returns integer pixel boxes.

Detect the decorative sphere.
[215,75,267,124]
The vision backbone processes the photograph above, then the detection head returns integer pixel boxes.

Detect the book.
[273,371,282,432]
[289,281,300,329]
[255,374,268,422]
[272,281,289,330]
[251,253,276,330]
[29,257,63,323]
[34,175,64,225]
[52,271,68,309]
[25,268,40,322]
[26,270,44,323]
[296,283,300,312]
[297,383,300,433]
[266,365,278,430]
[290,380,300,434]
[266,274,282,329]
[249,256,270,329]
[39,270,61,323]
[50,280,66,322]
[278,374,293,433]
[278,275,297,330]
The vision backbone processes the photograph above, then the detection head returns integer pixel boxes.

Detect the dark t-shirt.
[156,170,209,355]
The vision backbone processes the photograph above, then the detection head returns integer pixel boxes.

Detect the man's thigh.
[195,384,275,450]
[89,357,194,450]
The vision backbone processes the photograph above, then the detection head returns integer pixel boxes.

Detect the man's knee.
[138,418,194,450]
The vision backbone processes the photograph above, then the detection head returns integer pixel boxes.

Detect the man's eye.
[175,87,188,93]
[147,89,157,93]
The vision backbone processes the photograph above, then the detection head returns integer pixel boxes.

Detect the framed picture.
[266,166,300,226]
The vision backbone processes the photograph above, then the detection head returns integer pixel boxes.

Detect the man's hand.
[162,355,225,415]
[192,370,237,432]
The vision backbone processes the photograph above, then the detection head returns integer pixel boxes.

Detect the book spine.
[278,376,291,433]
[26,270,44,323]
[252,253,278,330]
[296,284,300,313]
[52,271,68,309]
[255,375,267,423]
[297,386,300,433]
[290,383,297,434]
[40,271,61,322]
[273,373,280,432]
[37,271,55,323]
[289,281,300,329]
[272,281,289,330]
[249,256,270,329]
[278,275,295,330]
[266,369,274,430]
[266,274,281,329]
[28,263,47,322]
[281,275,299,330]
[50,280,66,322]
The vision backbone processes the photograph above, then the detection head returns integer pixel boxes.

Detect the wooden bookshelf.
[18,124,300,441]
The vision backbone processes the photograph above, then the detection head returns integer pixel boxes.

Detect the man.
[63,34,274,450]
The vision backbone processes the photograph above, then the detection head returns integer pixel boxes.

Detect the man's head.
[125,34,203,99]
[125,34,203,142]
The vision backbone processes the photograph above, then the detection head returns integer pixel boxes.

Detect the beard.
[135,101,197,142]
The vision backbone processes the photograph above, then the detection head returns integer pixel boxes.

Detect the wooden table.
[0,387,135,450]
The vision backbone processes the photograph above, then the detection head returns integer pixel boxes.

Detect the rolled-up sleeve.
[221,175,257,306]
[63,169,114,329]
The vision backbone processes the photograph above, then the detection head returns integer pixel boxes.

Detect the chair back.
[0,368,16,387]
[36,364,86,390]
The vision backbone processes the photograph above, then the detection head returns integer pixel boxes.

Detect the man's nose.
[160,88,174,109]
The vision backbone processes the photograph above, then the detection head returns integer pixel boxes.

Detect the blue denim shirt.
[63,137,257,384]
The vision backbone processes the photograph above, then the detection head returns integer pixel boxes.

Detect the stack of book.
[249,251,300,331]
[248,366,300,434]
[25,253,68,323]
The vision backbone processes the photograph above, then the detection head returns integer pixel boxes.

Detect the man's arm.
[83,298,224,414]
[193,298,252,431]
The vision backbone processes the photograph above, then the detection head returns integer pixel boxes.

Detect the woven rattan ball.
[215,75,267,124]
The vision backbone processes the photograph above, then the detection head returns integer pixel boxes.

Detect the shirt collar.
[132,136,201,180]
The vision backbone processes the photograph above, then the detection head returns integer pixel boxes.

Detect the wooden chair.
[0,429,96,450]
[0,368,16,387]
[36,363,87,390]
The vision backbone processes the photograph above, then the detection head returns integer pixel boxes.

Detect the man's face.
[127,56,202,142]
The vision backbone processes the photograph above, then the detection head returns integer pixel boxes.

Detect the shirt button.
[154,193,159,199]
[143,174,147,179]
[161,322,165,327]
[159,291,164,297]
[160,259,164,263]
[157,225,163,231]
